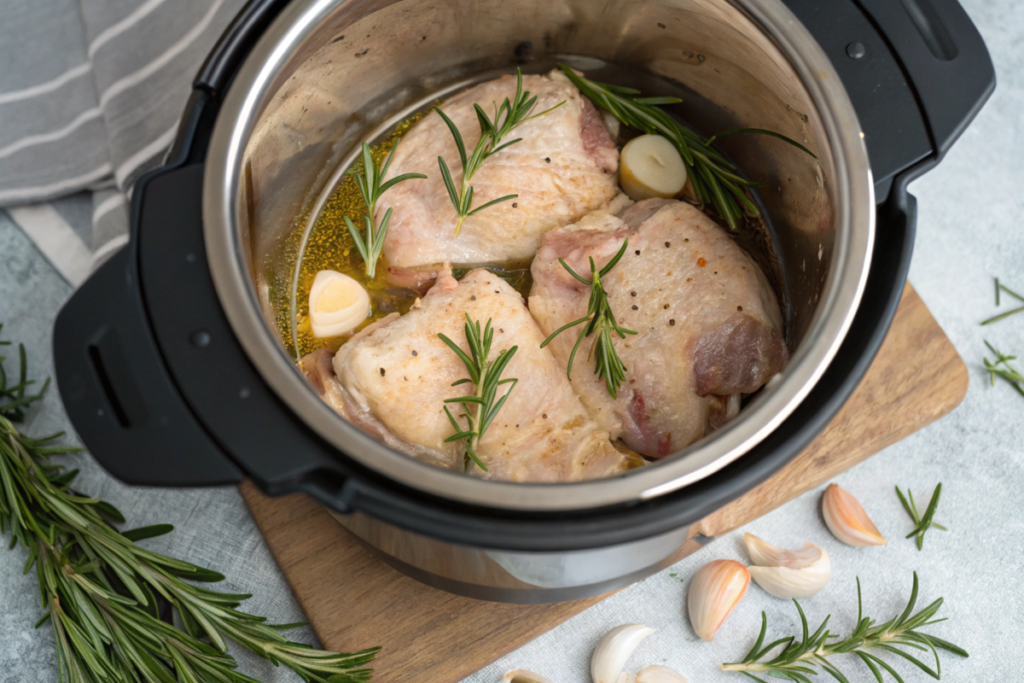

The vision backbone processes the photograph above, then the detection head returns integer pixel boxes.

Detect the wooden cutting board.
[239,283,968,683]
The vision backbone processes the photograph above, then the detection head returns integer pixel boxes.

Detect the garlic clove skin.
[308,270,371,338]
[743,533,821,570]
[636,665,689,683]
[619,135,688,201]
[591,624,654,683]
[822,483,886,547]
[502,670,555,683]
[687,559,750,642]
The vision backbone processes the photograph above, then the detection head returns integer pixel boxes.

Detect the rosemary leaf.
[0,324,381,682]
[983,340,1024,397]
[896,483,945,551]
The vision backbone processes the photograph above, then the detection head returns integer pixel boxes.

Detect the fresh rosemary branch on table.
[896,483,946,551]
[540,239,637,398]
[721,572,967,682]
[439,314,519,473]
[436,67,564,236]
[345,141,426,278]
[0,325,380,683]
[558,65,814,233]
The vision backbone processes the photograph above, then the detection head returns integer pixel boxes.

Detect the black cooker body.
[53,0,993,552]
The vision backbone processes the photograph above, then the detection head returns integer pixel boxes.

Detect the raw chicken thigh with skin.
[530,199,787,458]
[319,267,630,482]
[379,69,619,271]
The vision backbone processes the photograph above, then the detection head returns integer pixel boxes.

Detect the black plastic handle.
[782,0,994,202]
[53,247,244,487]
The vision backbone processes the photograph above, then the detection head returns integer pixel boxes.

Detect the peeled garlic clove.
[308,270,371,338]
[636,665,689,683]
[687,559,749,641]
[743,533,822,570]
[822,483,886,547]
[591,624,654,683]
[617,673,636,683]
[743,534,831,599]
[619,134,688,201]
[502,670,555,683]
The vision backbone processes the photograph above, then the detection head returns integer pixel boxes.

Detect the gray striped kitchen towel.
[0,0,249,285]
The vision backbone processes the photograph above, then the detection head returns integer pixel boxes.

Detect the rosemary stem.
[466,359,488,466]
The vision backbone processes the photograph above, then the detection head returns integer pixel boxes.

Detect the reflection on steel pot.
[53,0,993,603]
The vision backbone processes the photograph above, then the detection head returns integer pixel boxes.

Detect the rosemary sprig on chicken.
[0,325,380,683]
[435,68,564,236]
[439,314,519,472]
[541,239,637,398]
[722,572,967,682]
[345,141,426,278]
[558,65,814,233]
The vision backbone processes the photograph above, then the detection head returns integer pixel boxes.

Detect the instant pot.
[54,0,993,603]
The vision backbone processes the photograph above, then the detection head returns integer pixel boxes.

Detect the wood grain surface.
[239,283,968,683]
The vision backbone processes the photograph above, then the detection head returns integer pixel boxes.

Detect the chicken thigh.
[379,69,619,271]
[530,199,787,457]
[316,267,630,482]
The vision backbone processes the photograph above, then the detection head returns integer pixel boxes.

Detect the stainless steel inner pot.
[204,0,873,515]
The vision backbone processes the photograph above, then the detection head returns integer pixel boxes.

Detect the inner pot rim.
[202,0,875,512]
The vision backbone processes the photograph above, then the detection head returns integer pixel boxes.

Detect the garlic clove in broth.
[591,624,654,683]
[502,670,555,683]
[308,270,371,338]
[743,534,831,599]
[687,559,750,641]
[822,483,887,547]
[636,665,689,683]
[618,134,688,201]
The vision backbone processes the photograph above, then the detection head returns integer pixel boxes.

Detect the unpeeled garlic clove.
[591,624,654,683]
[636,665,689,683]
[743,534,831,599]
[687,559,750,641]
[822,483,886,547]
[502,670,554,683]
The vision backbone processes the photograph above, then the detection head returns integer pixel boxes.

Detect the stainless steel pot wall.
[198,0,872,601]
[204,0,873,514]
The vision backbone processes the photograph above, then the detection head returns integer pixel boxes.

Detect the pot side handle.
[782,0,994,201]
[53,247,245,487]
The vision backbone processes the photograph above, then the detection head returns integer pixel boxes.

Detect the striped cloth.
[0,0,248,285]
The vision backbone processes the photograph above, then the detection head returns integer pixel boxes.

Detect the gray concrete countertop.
[1,1,1021,681]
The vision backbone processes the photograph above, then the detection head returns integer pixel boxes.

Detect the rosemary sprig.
[0,325,380,683]
[896,483,946,550]
[345,141,426,278]
[558,65,814,233]
[435,68,564,236]
[540,239,637,398]
[981,277,1024,325]
[983,340,1024,397]
[439,314,519,472]
[721,572,967,682]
